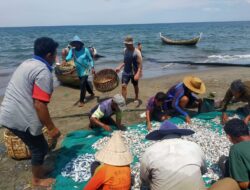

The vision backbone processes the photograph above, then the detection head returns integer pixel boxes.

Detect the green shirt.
[229,141,250,189]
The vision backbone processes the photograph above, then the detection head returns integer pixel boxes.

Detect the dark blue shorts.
[122,74,138,86]
[6,127,49,166]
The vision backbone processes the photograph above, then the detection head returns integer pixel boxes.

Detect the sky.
[1,0,250,27]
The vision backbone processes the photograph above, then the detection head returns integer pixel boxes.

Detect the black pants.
[79,76,94,103]
[7,127,48,166]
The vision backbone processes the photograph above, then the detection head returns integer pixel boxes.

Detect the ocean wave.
[208,54,250,60]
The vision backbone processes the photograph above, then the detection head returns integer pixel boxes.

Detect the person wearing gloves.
[140,120,207,190]
[66,35,95,107]
[84,131,133,190]
[0,37,61,188]
[165,76,206,123]
[89,94,126,131]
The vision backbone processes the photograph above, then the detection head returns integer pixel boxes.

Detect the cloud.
[0,0,250,27]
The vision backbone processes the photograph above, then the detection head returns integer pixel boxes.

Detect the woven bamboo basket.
[93,69,119,92]
[4,127,53,160]
[55,60,75,73]
[55,60,80,87]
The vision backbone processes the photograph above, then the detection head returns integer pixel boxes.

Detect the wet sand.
[0,67,250,189]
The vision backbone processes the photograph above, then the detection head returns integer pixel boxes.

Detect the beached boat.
[55,65,80,87]
[160,32,202,46]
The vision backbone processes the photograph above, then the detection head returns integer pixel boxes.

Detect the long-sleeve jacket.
[166,82,197,117]
[66,47,94,77]
[221,81,250,112]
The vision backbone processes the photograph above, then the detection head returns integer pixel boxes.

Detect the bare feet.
[32,177,55,187]
[134,99,139,107]
[79,102,84,107]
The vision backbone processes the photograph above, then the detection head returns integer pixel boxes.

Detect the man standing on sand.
[116,36,143,105]
[0,37,61,188]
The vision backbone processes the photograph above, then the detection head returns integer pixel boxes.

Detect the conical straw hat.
[95,131,133,166]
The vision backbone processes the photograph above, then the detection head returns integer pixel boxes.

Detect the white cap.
[112,94,126,111]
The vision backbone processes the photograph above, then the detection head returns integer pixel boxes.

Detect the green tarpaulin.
[51,111,238,190]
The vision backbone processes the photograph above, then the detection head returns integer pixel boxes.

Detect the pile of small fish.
[61,153,95,182]
[180,118,231,182]
[61,116,236,189]
[211,114,240,125]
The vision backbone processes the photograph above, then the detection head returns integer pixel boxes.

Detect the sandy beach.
[0,66,250,189]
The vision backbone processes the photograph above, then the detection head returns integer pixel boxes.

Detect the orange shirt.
[84,164,131,190]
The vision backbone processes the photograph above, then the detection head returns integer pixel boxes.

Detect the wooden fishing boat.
[160,32,202,46]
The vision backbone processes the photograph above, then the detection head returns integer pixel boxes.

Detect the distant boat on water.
[160,32,202,46]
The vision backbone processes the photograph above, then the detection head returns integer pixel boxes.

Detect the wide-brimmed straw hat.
[146,121,195,140]
[112,94,126,111]
[95,131,133,166]
[70,35,84,45]
[123,36,133,45]
[183,76,206,94]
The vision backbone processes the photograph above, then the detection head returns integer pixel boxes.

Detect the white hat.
[112,94,126,111]
[95,131,133,166]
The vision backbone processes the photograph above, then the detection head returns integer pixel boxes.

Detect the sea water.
[0,21,250,95]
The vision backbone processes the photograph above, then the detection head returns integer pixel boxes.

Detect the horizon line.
[0,20,250,29]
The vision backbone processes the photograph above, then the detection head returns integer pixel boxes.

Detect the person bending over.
[89,94,126,131]
[84,132,133,190]
[165,76,206,123]
[146,92,169,130]
[220,79,250,124]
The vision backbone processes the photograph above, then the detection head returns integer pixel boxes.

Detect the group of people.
[84,118,250,190]
[59,35,143,108]
[0,35,143,188]
[0,35,249,190]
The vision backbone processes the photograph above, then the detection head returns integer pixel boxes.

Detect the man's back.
[0,59,53,135]
[140,138,206,190]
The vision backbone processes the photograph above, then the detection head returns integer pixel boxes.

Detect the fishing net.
[51,111,240,190]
